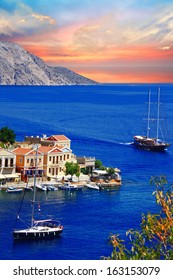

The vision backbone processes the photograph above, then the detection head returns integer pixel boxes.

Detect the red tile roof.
[38,146,53,153]
[12,147,31,155]
[12,147,43,156]
[38,145,64,154]
[46,135,70,141]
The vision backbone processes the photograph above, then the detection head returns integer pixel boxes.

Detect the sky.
[0,0,173,83]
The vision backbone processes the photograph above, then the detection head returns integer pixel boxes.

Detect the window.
[5,158,8,167]
[10,158,14,167]
[64,155,66,161]
[19,157,22,163]
[0,159,2,167]
[67,154,69,160]
[27,159,29,164]
[49,156,51,161]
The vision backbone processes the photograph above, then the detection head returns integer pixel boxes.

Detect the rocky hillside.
[0,41,98,85]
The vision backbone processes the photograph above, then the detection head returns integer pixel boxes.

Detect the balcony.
[48,161,64,167]
[26,163,43,168]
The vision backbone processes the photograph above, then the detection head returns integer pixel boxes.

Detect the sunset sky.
[0,0,173,83]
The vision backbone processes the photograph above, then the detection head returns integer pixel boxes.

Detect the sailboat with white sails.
[13,145,63,240]
[133,88,170,151]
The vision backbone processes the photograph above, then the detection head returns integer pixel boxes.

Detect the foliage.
[107,167,115,175]
[76,171,80,182]
[104,176,173,260]
[80,168,88,175]
[0,126,16,146]
[65,162,80,179]
[95,159,103,169]
[95,159,106,170]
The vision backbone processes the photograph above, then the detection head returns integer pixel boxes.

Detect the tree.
[65,162,80,180]
[76,171,80,182]
[95,159,106,170]
[104,176,173,260]
[95,159,103,169]
[80,167,88,175]
[107,167,115,175]
[0,126,16,146]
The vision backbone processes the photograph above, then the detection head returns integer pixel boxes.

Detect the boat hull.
[133,138,170,151]
[6,188,23,193]
[85,184,100,190]
[13,228,63,240]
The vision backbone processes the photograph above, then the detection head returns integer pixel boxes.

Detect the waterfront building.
[0,148,20,182]
[24,134,71,149]
[76,156,95,174]
[42,135,71,149]
[7,134,97,181]
[38,145,74,179]
[12,147,44,182]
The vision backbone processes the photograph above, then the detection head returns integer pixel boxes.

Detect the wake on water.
[119,142,134,145]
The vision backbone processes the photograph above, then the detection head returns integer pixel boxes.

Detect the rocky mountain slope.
[0,41,98,85]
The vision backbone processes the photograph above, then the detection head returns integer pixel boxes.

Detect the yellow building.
[38,145,73,178]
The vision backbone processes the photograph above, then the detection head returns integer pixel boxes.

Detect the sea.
[0,83,173,260]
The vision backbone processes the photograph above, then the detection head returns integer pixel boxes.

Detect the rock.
[0,41,99,85]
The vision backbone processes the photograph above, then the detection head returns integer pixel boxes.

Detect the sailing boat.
[13,145,63,240]
[133,88,170,151]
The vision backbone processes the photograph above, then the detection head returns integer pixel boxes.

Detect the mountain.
[0,41,98,85]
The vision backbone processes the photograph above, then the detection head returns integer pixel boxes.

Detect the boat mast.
[147,90,151,138]
[156,88,160,142]
[31,145,38,227]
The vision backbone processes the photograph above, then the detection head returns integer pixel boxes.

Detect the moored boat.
[6,187,23,193]
[36,184,47,191]
[13,219,63,239]
[85,183,101,190]
[59,182,82,191]
[13,145,63,240]
[46,184,58,191]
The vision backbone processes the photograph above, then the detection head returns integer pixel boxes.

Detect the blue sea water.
[0,84,173,260]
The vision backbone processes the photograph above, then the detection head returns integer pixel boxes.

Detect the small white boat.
[59,182,81,191]
[47,185,58,191]
[6,187,23,193]
[36,184,47,191]
[85,184,100,190]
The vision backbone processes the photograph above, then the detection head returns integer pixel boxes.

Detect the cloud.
[159,46,171,51]
[31,13,56,25]
[0,2,57,38]
[73,4,173,53]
